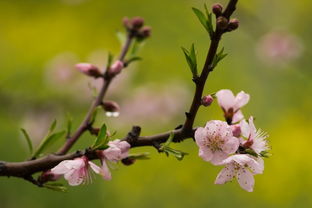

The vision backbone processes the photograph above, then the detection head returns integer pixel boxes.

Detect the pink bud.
[109,60,124,76]
[39,170,62,183]
[212,3,223,17]
[75,63,102,78]
[231,124,241,137]
[216,16,228,30]
[227,18,239,31]
[102,101,120,113]
[201,95,214,107]
[141,26,152,38]
[131,17,144,29]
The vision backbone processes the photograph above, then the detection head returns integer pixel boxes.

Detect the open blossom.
[51,156,100,186]
[195,120,239,165]
[94,139,131,180]
[215,154,264,192]
[240,116,269,154]
[216,89,250,124]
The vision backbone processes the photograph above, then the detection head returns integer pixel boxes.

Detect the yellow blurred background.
[0,0,311,207]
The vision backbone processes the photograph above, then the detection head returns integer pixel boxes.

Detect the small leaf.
[192,7,214,38]
[181,45,198,78]
[107,52,114,68]
[92,123,109,149]
[49,120,57,133]
[212,47,228,68]
[159,132,188,161]
[66,113,73,137]
[32,131,66,158]
[126,56,142,65]
[20,128,33,155]
[116,31,126,45]
[127,152,150,160]
[245,149,258,157]
[44,183,67,192]
[131,39,145,56]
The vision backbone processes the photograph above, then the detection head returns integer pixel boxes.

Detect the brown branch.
[182,0,239,135]
[57,34,134,155]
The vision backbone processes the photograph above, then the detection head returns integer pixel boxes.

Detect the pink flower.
[51,156,98,186]
[109,60,124,76]
[195,120,239,165]
[75,63,102,78]
[216,89,250,124]
[215,154,264,192]
[201,95,214,107]
[95,140,131,180]
[240,117,269,154]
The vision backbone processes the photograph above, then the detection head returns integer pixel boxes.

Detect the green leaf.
[107,52,114,68]
[159,132,188,161]
[92,123,109,149]
[44,183,67,192]
[131,40,145,56]
[212,47,228,68]
[66,113,73,137]
[127,152,150,160]
[181,45,198,78]
[32,131,66,158]
[116,31,126,45]
[20,128,33,155]
[192,7,214,38]
[49,120,57,133]
[126,56,142,65]
[245,149,258,157]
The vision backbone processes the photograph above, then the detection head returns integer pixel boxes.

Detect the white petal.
[248,157,264,174]
[215,164,236,184]
[222,137,239,154]
[232,110,244,124]
[198,147,213,162]
[195,127,208,147]
[51,160,71,175]
[64,169,84,186]
[237,168,255,192]
[216,89,236,111]
[234,91,250,111]
[210,151,229,165]
[101,159,112,180]
[240,119,250,138]
[88,161,102,174]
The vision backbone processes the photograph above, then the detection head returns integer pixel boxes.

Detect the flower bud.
[75,63,102,78]
[38,170,61,183]
[102,101,120,117]
[216,16,228,30]
[121,157,136,166]
[212,3,223,17]
[231,124,241,137]
[201,95,214,107]
[227,18,239,31]
[131,17,144,29]
[141,26,152,38]
[109,60,124,76]
[122,17,131,28]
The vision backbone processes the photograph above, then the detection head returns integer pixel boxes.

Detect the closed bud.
[212,3,223,17]
[131,17,144,29]
[141,26,152,38]
[201,95,214,107]
[75,63,102,78]
[122,17,131,28]
[216,16,229,30]
[227,18,239,31]
[38,170,61,183]
[121,157,136,166]
[109,60,124,76]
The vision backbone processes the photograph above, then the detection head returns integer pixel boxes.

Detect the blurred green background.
[1,0,312,207]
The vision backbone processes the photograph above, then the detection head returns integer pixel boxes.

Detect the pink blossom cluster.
[195,89,269,192]
[50,139,130,186]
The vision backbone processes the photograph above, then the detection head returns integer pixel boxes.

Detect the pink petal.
[195,127,208,147]
[232,110,244,123]
[101,159,112,180]
[51,160,71,175]
[216,89,236,111]
[234,91,250,111]
[248,157,264,174]
[248,116,257,139]
[222,137,239,154]
[215,163,236,184]
[239,119,250,138]
[210,151,229,165]
[64,169,85,186]
[103,147,122,161]
[198,147,213,162]
[237,168,255,192]
[88,161,102,174]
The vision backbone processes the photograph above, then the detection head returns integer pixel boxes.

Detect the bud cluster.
[123,17,151,40]
[212,3,239,32]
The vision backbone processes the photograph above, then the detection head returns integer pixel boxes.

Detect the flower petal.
[216,89,236,111]
[234,91,250,111]
[51,160,71,175]
[195,127,208,147]
[198,147,213,162]
[222,137,239,154]
[210,151,229,165]
[240,119,250,138]
[88,161,102,174]
[64,169,85,186]
[237,168,255,192]
[248,157,264,174]
[232,110,244,124]
[101,159,112,180]
[215,163,236,184]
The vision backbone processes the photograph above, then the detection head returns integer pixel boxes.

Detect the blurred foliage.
[0,0,312,207]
